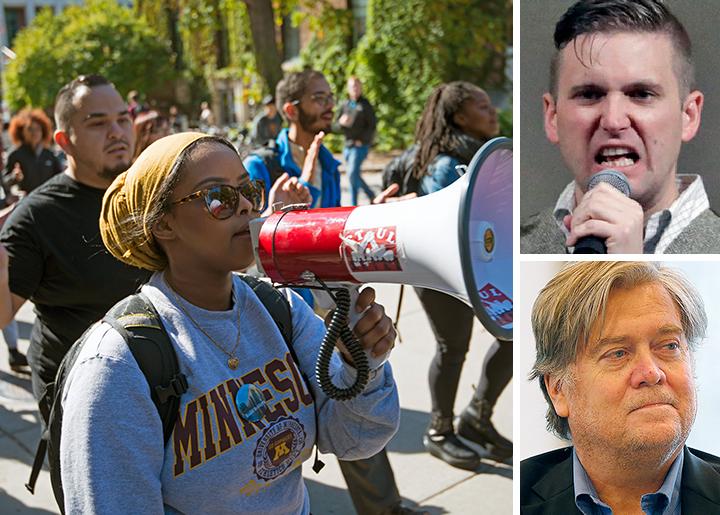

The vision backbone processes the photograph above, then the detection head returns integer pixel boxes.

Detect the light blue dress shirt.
[573,448,683,515]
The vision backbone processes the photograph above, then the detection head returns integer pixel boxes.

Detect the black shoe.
[457,399,512,461]
[8,348,28,372]
[384,502,430,515]
[423,414,479,471]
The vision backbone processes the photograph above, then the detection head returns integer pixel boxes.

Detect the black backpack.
[26,275,299,513]
[381,146,421,197]
[246,139,286,186]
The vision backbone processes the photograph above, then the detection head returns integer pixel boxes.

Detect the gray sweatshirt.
[60,272,399,514]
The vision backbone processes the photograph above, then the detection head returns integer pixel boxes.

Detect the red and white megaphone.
[250,137,513,342]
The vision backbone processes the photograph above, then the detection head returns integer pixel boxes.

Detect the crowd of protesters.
[0,67,509,515]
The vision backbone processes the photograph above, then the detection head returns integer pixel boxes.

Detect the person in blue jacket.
[244,70,342,211]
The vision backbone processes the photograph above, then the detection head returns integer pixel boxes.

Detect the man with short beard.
[0,75,151,424]
[522,262,720,514]
[244,70,342,211]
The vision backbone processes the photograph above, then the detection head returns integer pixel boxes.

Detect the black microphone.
[573,170,631,254]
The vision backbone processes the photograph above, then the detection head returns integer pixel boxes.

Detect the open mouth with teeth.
[595,147,639,168]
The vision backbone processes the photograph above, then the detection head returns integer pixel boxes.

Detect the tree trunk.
[242,0,284,93]
[165,0,184,71]
[211,0,230,69]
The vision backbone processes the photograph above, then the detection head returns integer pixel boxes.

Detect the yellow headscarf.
[100,131,210,271]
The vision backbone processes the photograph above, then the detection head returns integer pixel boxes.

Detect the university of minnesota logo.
[252,416,306,481]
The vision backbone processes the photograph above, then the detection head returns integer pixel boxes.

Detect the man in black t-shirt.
[0,75,151,423]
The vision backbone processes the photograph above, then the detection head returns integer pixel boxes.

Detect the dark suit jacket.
[520,446,720,514]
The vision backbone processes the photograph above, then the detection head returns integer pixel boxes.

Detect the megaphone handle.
[316,287,370,400]
[346,284,390,371]
[346,284,367,330]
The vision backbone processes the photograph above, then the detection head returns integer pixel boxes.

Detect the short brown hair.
[275,70,326,122]
[548,0,694,99]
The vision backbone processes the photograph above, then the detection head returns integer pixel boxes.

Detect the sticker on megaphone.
[470,220,496,262]
[339,226,403,273]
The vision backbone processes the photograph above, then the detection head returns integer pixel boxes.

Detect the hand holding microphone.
[566,170,644,254]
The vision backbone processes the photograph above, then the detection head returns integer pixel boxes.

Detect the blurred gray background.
[520,0,720,221]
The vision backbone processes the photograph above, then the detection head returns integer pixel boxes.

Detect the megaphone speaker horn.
[252,137,513,341]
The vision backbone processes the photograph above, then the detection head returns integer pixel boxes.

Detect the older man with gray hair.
[521,261,720,514]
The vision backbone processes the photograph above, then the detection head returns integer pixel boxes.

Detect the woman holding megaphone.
[376,82,512,470]
[58,132,400,514]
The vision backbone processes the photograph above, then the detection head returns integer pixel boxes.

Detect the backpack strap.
[239,275,325,473]
[239,275,293,348]
[25,439,46,494]
[25,329,90,496]
[102,292,187,445]
[250,142,285,186]
[27,321,107,507]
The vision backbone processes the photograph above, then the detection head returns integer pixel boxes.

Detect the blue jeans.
[343,144,374,205]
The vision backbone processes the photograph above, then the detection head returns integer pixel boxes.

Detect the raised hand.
[301,131,325,185]
[11,163,24,184]
[264,173,312,214]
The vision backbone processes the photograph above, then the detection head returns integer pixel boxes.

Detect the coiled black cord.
[314,288,370,400]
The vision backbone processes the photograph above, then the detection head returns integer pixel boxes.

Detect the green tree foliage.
[137,0,271,113]
[5,0,176,112]
[304,0,512,150]
[298,4,354,97]
[297,3,354,151]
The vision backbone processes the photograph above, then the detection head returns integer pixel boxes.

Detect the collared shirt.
[573,448,683,515]
[552,174,710,253]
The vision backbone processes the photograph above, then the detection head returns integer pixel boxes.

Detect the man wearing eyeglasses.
[244,70,342,211]
[0,75,152,424]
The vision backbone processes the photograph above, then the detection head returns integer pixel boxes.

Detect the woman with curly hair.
[4,108,62,196]
[376,82,511,470]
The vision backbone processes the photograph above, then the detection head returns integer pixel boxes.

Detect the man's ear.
[544,373,570,418]
[54,129,71,153]
[543,93,560,145]
[283,102,298,123]
[152,214,176,244]
[681,90,703,142]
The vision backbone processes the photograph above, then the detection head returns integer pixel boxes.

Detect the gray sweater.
[60,273,399,514]
[521,208,720,254]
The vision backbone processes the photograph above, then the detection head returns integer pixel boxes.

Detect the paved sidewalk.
[0,168,512,514]
[303,284,513,514]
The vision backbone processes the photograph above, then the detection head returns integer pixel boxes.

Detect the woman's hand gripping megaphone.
[329,285,396,370]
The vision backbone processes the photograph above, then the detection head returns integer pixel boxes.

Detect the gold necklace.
[167,283,242,370]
